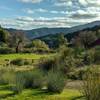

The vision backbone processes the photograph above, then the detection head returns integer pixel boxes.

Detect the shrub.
[22,48,32,53]
[10,59,32,66]
[24,59,31,65]
[12,72,25,93]
[47,71,66,93]
[12,69,44,93]
[0,69,15,85]
[0,42,8,47]
[10,58,24,66]
[0,69,8,84]
[39,57,55,71]
[94,46,100,64]
[82,68,100,100]
[0,47,14,54]
[32,69,44,89]
[23,71,35,88]
[68,68,88,80]
[2,70,15,84]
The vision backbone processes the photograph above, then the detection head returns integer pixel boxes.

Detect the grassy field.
[0,53,85,100]
[0,53,53,60]
[0,80,84,100]
[0,84,83,100]
[0,53,54,66]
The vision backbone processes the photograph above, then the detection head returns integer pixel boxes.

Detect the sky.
[0,0,100,30]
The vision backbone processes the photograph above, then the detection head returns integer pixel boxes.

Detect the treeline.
[0,27,51,54]
[40,25,100,48]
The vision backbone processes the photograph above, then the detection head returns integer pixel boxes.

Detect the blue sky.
[0,0,100,30]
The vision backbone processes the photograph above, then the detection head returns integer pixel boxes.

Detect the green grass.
[0,53,52,60]
[1,89,83,100]
[0,53,54,66]
[0,84,84,100]
[0,85,14,99]
[0,90,14,98]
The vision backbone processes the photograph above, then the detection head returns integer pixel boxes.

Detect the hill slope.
[5,21,100,39]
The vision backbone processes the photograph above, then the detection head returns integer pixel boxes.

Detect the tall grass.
[47,71,66,93]
[82,68,100,100]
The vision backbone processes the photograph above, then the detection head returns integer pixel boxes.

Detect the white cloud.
[0,16,68,30]
[18,0,43,3]
[36,8,48,13]
[54,0,72,7]
[1,15,100,30]
[23,8,34,14]
[50,11,59,14]
[1,0,100,29]
[78,0,87,6]
[23,8,48,14]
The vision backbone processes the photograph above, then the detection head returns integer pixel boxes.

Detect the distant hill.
[6,27,69,39]
[5,21,100,40]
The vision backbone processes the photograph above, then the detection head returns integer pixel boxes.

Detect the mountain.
[6,27,69,39]
[5,21,100,39]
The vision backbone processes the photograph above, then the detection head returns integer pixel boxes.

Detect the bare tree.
[9,31,26,53]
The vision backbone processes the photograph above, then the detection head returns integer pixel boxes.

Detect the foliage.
[32,39,49,51]
[0,47,14,54]
[58,34,68,47]
[39,57,55,71]
[10,59,25,66]
[68,68,89,80]
[10,58,31,66]
[12,72,26,93]
[0,69,15,85]
[82,68,100,100]
[8,31,26,53]
[32,69,44,89]
[71,31,98,48]
[94,46,100,64]
[0,28,9,43]
[47,71,66,93]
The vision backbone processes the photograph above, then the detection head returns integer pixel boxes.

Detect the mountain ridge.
[5,21,100,39]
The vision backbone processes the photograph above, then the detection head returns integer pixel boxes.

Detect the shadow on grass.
[32,89,59,96]
[71,96,85,100]
[0,92,15,99]
[0,85,16,99]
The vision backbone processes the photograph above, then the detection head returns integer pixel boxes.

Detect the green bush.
[12,72,25,93]
[24,59,31,65]
[0,69,15,85]
[68,68,88,80]
[0,69,8,84]
[22,71,35,88]
[10,59,25,66]
[11,70,44,93]
[0,47,14,54]
[22,48,32,53]
[10,59,32,66]
[82,69,100,100]
[47,71,66,93]
[94,46,100,64]
[39,57,55,71]
[32,69,44,89]
[0,42,8,47]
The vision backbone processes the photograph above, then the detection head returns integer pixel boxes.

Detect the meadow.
[0,53,54,66]
[0,83,83,100]
[0,53,84,100]
[0,27,100,100]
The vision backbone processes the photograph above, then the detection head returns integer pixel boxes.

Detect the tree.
[0,28,9,43]
[9,31,26,53]
[58,33,68,47]
[79,31,97,48]
[32,39,49,51]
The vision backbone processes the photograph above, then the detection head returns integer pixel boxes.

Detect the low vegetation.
[0,26,100,100]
